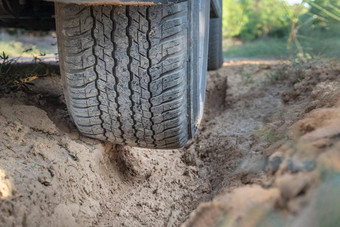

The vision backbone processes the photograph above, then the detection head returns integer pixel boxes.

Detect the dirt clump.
[184,59,340,227]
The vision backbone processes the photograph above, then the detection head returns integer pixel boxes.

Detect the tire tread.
[56,2,189,149]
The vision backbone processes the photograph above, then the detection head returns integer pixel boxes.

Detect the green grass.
[223,38,289,59]
[301,36,340,58]
[223,35,340,59]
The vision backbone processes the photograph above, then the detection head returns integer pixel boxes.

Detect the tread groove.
[111,7,125,144]
[126,6,139,147]
[146,7,157,148]
[90,6,108,140]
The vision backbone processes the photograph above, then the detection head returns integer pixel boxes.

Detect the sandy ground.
[0,59,340,226]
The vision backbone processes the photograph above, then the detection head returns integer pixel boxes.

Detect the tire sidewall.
[188,0,210,138]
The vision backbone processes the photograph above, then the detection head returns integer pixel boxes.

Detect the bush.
[222,0,297,40]
[238,0,292,40]
[222,0,248,37]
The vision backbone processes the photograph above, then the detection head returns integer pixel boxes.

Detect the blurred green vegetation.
[0,41,44,56]
[0,29,57,57]
[223,0,340,59]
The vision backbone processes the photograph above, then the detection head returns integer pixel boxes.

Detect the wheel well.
[210,0,222,19]
[0,0,55,30]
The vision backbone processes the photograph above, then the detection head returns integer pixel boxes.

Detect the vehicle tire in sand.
[55,1,210,149]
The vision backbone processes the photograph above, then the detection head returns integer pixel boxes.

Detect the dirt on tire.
[0,58,340,226]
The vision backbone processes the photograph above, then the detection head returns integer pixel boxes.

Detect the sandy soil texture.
[0,59,339,226]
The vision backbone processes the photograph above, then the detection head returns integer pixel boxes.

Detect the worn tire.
[208,16,223,70]
[55,1,210,149]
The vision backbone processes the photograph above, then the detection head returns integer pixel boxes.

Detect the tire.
[55,1,210,149]
[207,13,223,70]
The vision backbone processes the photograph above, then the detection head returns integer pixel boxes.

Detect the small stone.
[38,176,51,187]
[267,155,282,174]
